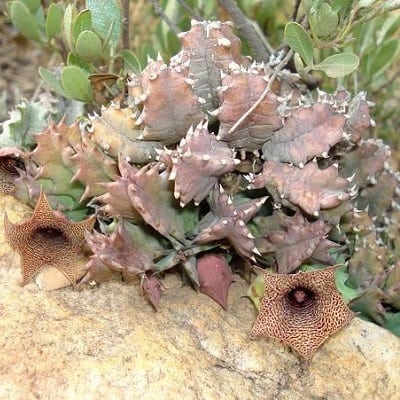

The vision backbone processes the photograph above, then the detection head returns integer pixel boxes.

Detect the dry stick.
[150,0,181,35]
[31,52,60,102]
[217,0,272,62]
[228,49,294,135]
[290,0,302,22]
[121,0,130,49]
[176,0,203,21]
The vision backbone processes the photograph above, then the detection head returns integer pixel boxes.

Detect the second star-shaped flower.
[250,266,354,360]
[4,192,95,286]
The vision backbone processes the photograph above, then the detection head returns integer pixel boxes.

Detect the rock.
[1,194,400,399]
[34,260,87,291]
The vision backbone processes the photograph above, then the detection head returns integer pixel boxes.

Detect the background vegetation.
[2,0,399,146]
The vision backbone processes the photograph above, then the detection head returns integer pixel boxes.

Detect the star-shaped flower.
[4,191,95,286]
[250,267,354,360]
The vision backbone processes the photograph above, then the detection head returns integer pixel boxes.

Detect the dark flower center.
[286,286,315,308]
[32,226,69,247]
[0,157,25,175]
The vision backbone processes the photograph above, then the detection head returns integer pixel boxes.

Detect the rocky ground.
[0,19,48,122]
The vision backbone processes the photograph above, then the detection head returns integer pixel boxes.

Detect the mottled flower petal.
[250,267,354,360]
[4,191,95,286]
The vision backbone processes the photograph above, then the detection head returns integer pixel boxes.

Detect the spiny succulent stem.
[228,49,293,134]
[121,0,130,49]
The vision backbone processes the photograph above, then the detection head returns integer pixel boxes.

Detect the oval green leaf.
[247,274,265,311]
[313,53,359,78]
[86,0,122,48]
[63,3,74,50]
[39,66,69,98]
[284,22,314,66]
[61,65,93,102]
[45,3,63,39]
[75,30,103,62]
[67,53,94,74]
[121,49,142,73]
[293,52,306,75]
[9,1,41,42]
[72,9,92,41]
[382,312,400,336]
[19,0,40,13]
[309,3,338,38]
[335,267,360,303]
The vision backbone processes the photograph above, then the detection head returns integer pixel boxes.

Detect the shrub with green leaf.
[7,0,141,103]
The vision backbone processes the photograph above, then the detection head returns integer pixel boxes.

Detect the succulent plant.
[2,19,400,353]
[197,253,236,309]
[170,20,250,114]
[161,121,240,206]
[254,211,337,273]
